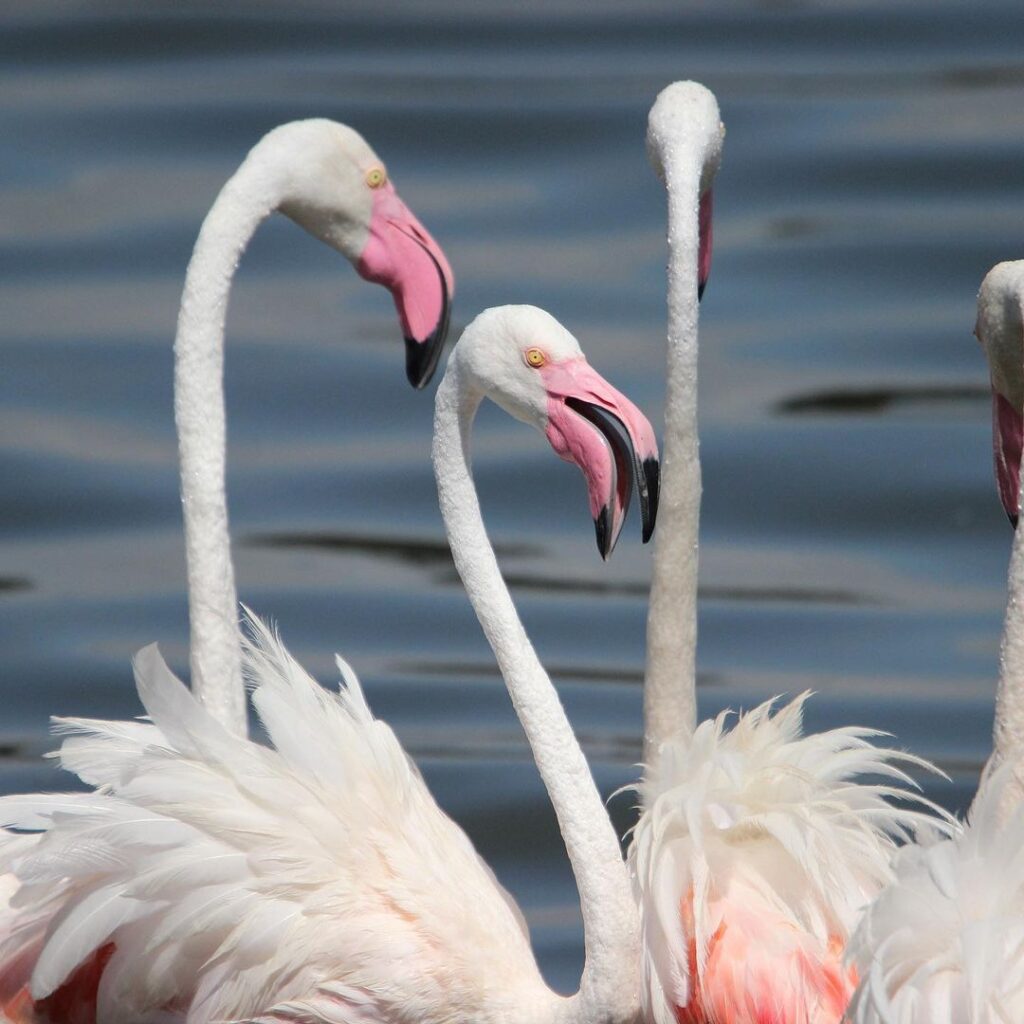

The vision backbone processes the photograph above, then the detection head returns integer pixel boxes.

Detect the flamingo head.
[453,306,660,559]
[976,260,1024,526]
[646,81,724,301]
[267,120,454,389]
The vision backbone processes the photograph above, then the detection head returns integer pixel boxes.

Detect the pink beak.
[698,188,713,301]
[541,358,660,559]
[356,182,455,389]
[993,386,1023,527]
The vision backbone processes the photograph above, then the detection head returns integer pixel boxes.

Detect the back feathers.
[847,767,1024,1024]
[0,614,548,1024]
[626,694,953,1024]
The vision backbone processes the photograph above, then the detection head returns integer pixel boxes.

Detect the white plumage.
[846,770,1024,1024]
[627,694,951,1024]
[841,260,1024,1024]
[0,306,662,1024]
[0,615,554,1024]
[634,78,960,1024]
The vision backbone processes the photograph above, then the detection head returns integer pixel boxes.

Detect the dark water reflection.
[1,0,1022,994]
[778,385,989,415]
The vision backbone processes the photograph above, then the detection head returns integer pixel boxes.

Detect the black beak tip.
[402,268,452,390]
[403,309,450,392]
[595,505,613,561]
[641,457,660,544]
[1010,511,1019,530]
[698,277,707,302]
[404,336,434,390]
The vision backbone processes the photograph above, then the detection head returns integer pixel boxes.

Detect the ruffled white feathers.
[847,769,1024,1024]
[0,615,549,1024]
[626,693,952,1024]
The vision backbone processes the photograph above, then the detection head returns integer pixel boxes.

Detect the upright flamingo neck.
[174,156,282,738]
[643,151,703,763]
[432,368,640,1024]
[992,428,1024,822]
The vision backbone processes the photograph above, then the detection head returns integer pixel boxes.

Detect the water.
[2,0,1022,993]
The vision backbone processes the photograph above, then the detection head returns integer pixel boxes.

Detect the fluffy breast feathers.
[847,768,1024,1024]
[627,694,952,1024]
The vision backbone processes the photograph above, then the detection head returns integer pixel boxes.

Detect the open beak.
[993,386,1022,527]
[356,183,455,389]
[698,188,713,301]
[542,358,660,559]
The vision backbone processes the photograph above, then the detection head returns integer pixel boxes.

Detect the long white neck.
[432,368,639,1024]
[174,157,281,738]
[643,150,702,763]
[991,450,1024,821]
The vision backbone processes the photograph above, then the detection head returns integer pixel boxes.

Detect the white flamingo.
[174,119,453,738]
[626,81,946,1024]
[0,305,659,1024]
[846,260,1024,1023]
[978,261,1024,814]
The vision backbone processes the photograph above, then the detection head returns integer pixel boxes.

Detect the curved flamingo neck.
[174,155,282,738]
[432,367,640,1024]
[643,145,703,763]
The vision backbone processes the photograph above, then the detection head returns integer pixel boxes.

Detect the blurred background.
[2,0,1023,990]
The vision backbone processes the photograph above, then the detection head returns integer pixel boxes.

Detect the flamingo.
[0,304,659,1024]
[626,81,947,1024]
[977,261,1024,815]
[845,260,1024,1023]
[174,119,453,738]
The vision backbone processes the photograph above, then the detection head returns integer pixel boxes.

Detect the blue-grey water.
[2,0,1023,993]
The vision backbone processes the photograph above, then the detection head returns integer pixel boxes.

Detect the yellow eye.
[365,167,387,189]
[525,347,546,368]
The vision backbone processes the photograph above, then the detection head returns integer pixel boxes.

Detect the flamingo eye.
[365,167,387,189]
[525,348,547,368]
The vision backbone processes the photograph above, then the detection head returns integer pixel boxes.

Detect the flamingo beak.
[698,188,713,301]
[992,387,1023,527]
[356,183,455,389]
[541,358,660,559]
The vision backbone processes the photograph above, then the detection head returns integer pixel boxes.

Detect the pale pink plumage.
[0,614,558,1024]
[626,694,951,1024]
[672,879,852,1024]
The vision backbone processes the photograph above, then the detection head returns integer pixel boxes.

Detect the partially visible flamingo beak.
[992,387,1022,527]
[356,183,455,389]
[698,188,713,301]
[541,358,660,559]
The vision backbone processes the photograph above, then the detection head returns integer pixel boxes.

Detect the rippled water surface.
[3,0,1024,992]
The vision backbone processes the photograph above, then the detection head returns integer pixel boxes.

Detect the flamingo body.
[846,772,1024,1024]
[0,620,557,1024]
[628,695,946,1024]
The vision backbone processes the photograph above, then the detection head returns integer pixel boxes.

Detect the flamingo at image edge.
[625,81,950,1024]
[845,261,1024,1024]
[0,305,660,1024]
[174,119,453,738]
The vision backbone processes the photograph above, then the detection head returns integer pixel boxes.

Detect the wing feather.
[31,883,144,999]
[0,612,550,1023]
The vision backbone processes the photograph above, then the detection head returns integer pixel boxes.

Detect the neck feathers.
[174,160,279,737]
[643,149,703,762]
